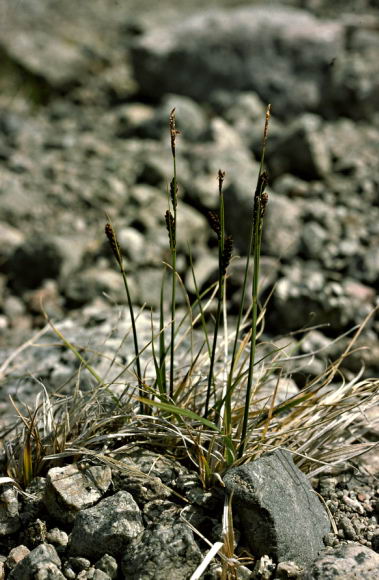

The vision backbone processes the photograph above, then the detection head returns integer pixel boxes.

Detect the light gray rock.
[0,482,20,536]
[69,491,144,559]
[7,544,64,580]
[44,464,112,524]
[95,554,118,580]
[276,560,305,579]
[130,5,344,118]
[45,528,69,552]
[306,542,379,579]
[262,193,302,260]
[269,114,331,180]
[133,94,208,142]
[223,449,330,567]
[63,267,134,307]
[121,521,202,580]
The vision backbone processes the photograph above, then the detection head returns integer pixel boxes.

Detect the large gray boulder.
[223,449,330,567]
[130,5,344,118]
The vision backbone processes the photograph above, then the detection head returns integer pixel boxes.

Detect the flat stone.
[44,463,112,524]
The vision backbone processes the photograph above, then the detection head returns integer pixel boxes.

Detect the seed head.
[165,210,176,248]
[208,210,221,239]
[169,108,180,158]
[170,177,178,210]
[105,222,122,268]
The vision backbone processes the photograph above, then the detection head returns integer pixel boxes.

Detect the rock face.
[223,449,331,567]
[130,5,344,118]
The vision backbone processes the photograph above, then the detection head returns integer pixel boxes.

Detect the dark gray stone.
[269,114,331,180]
[9,236,64,291]
[121,521,202,580]
[8,544,64,580]
[223,449,330,567]
[306,542,379,579]
[69,491,144,560]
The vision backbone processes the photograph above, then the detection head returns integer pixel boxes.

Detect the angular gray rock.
[262,193,302,260]
[130,5,344,118]
[306,542,379,579]
[0,482,20,536]
[269,114,331,180]
[121,521,202,580]
[69,491,144,560]
[7,543,64,580]
[223,449,330,567]
[44,463,112,524]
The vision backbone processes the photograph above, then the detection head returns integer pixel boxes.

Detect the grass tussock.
[1,108,378,578]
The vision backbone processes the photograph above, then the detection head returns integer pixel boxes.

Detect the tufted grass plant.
[2,107,379,578]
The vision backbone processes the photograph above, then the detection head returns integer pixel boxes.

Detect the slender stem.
[159,269,167,397]
[238,174,268,458]
[238,105,271,459]
[104,220,144,412]
[119,266,144,413]
[169,155,177,399]
[205,172,226,417]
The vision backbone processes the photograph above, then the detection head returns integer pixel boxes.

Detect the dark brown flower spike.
[165,210,176,248]
[105,222,122,269]
[263,104,271,150]
[208,210,221,239]
[170,177,178,210]
[169,108,180,158]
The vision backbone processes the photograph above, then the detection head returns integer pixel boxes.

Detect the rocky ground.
[0,0,379,578]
